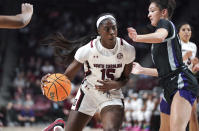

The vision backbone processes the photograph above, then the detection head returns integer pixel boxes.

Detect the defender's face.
[98,19,117,47]
[179,24,192,43]
[148,2,162,26]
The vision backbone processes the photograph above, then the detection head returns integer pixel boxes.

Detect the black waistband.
[160,65,188,80]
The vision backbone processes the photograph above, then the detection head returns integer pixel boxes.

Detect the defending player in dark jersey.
[128,0,199,130]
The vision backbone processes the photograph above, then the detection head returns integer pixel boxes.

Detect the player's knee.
[159,123,170,131]
[170,126,185,131]
[170,121,186,131]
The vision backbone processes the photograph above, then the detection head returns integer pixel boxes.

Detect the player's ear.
[97,28,101,35]
[161,9,168,18]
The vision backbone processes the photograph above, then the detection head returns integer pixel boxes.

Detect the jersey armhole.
[163,21,176,42]
[120,38,123,46]
[90,40,93,48]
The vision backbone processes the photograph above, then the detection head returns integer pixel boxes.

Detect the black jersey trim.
[163,21,176,42]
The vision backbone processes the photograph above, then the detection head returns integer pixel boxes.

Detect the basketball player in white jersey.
[178,22,199,131]
[41,13,135,131]
[178,23,198,72]
[0,3,33,29]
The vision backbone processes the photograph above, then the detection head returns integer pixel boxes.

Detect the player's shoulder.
[75,39,96,61]
[117,37,135,52]
[80,41,93,49]
[189,41,196,46]
[77,38,98,52]
[158,19,170,24]
[157,19,173,29]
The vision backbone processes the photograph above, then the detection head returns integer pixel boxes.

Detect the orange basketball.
[43,73,71,102]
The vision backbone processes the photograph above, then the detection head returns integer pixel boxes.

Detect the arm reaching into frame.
[127,27,168,44]
[0,3,33,29]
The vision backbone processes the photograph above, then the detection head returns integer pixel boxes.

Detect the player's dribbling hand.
[40,73,51,95]
[127,27,137,42]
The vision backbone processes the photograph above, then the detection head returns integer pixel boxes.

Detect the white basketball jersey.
[181,41,197,70]
[75,36,135,87]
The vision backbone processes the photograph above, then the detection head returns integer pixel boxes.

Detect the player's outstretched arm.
[0,3,33,29]
[127,27,168,44]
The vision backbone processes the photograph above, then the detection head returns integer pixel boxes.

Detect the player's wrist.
[21,12,32,22]
[115,78,128,89]
[138,66,144,74]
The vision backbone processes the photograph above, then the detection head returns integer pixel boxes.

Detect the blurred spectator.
[28,78,42,95]
[41,60,54,74]
[49,102,63,121]
[26,69,36,83]
[27,56,36,72]
[124,97,133,129]
[34,57,42,77]
[24,94,34,108]
[62,96,72,118]
[143,93,155,130]
[12,93,24,111]
[6,102,16,126]
[13,71,26,89]
[0,106,6,127]
[17,94,35,126]
[130,93,143,130]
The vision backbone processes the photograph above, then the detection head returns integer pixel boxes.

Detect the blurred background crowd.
[0,0,199,131]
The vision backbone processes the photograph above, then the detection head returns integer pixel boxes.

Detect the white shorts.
[71,80,124,116]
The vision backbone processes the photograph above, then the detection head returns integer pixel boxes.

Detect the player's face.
[148,2,162,26]
[98,19,117,48]
[179,24,192,43]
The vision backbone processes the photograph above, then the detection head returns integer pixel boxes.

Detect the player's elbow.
[154,37,165,43]
[17,19,27,28]
[157,36,165,42]
[154,30,167,43]
[15,15,28,28]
